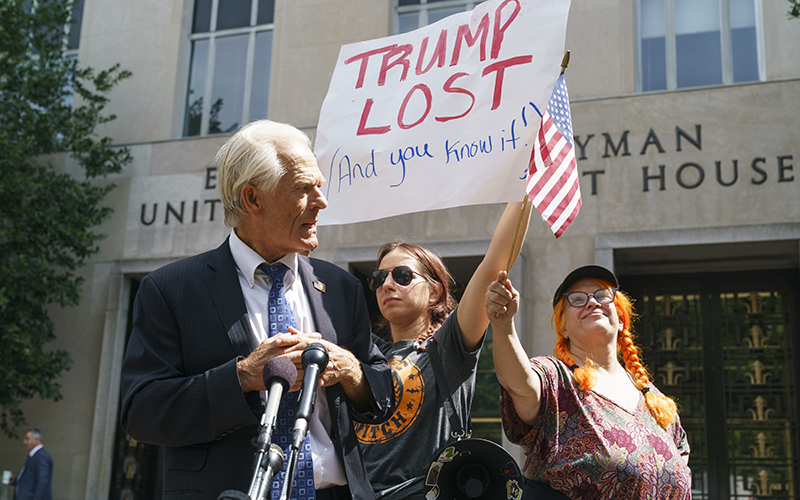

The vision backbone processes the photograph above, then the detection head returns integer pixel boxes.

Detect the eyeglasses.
[563,288,618,307]
[368,266,424,291]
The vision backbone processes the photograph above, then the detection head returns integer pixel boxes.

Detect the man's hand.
[237,329,322,393]
[311,339,372,412]
[314,340,362,388]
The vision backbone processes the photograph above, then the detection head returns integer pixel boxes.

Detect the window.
[21,0,84,107]
[183,0,275,137]
[21,0,84,55]
[65,0,84,57]
[637,0,762,92]
[394,0,484,34]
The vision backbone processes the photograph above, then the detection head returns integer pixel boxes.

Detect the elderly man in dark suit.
[12,428,53,500]
[120,120,392,500]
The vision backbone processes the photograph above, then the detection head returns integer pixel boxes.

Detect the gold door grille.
[624,270,799,500]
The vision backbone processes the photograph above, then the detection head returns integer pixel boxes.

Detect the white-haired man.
[120,120,392,500]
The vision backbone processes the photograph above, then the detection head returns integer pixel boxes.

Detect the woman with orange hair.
[485,265,691,499]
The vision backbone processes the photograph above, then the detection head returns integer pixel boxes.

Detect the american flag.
[526,73,581,238]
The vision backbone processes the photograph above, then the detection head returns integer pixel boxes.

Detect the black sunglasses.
[368,266,424,291]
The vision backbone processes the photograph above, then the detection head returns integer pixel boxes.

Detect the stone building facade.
[0,0,798,499]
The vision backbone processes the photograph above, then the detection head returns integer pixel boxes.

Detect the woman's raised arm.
[486,271,542,426]
[456,201,533,351]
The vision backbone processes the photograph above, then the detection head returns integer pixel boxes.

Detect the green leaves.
[0,0,131,438]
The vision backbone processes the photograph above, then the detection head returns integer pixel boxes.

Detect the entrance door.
[623,269,799,499]
[109,278,162,500]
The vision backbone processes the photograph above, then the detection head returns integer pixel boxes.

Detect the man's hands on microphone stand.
[237,327,372,412]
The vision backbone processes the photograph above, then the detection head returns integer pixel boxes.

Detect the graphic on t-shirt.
[355,356,424,444]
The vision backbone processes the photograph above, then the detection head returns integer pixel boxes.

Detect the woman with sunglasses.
[354,201,532,500]
[485,265,691,499]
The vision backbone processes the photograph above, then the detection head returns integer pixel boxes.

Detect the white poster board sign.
[315,0,571,225]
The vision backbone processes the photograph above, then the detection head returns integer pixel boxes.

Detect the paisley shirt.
[500,356,691,499]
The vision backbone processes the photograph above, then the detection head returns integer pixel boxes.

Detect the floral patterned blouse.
[500,356,691,499]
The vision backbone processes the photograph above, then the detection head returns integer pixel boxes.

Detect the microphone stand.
[278,343,329,500]
[247,357,296,500]
[278,387,312,500]
[277,445,301,500]
[248,411,279,498]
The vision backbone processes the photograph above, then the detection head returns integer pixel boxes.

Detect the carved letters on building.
[574,124,794,195]
[138,125,796,226]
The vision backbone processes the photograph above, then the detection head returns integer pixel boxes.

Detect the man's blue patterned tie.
[260,263,316,500]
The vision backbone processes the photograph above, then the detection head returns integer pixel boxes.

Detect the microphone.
[278,342,329,500]
[251,443,284,500]
[291,342,329,449]
[248,357,297,499]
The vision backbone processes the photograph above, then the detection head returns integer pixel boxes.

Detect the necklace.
[412,324,438,351]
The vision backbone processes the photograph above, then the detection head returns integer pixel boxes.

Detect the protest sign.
[315,0,571,225]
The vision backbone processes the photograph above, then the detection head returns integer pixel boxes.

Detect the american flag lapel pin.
[313,279,326,293]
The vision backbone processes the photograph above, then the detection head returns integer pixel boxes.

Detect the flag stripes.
[526,73,581,238]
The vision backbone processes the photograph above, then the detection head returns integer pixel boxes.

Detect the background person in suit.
[11,428,53,500]
[120,120,393,500]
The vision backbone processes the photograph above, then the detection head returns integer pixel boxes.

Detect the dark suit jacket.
[119,240,392,500]
[14,447,53,500]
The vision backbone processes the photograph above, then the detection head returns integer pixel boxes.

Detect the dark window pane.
[428,0,451,3]
[209,34,248,134]
[67,0,84,50]
[257,0,274,25]
[676,31,722,88]
[250,30,273,120]
[398,0,420,6]
[428,6,464,24]
[217,0,251,30]
[192,0,212,33]
[730,0,757,83]
[398,11,419,33]
[642,36,667,91]
[184,39,209,137]
[731,27,758,82]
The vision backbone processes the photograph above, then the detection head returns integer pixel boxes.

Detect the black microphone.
[291,342,329,450]
[278,343,329,500]
[247,357,297,499]
[261,443,285,483]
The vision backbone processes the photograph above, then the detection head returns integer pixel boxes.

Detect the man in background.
[11,428,53,500]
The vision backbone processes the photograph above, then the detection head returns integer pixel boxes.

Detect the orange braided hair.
[550,280,677,429]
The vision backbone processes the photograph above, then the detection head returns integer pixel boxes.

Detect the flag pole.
[504,195,530,275]
[500,50,571,281]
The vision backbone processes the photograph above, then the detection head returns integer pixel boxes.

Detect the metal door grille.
[624,270,799,499]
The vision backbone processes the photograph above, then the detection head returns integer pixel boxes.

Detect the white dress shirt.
[229,229,346,488]
[17,444,43,482]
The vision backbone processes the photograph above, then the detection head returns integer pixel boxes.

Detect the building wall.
[0,0,798,498]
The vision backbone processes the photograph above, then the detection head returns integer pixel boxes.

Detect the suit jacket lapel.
[205,238,257,356]
[298,257,335,343]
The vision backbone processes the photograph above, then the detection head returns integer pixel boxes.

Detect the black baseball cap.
[552,265,619,309]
